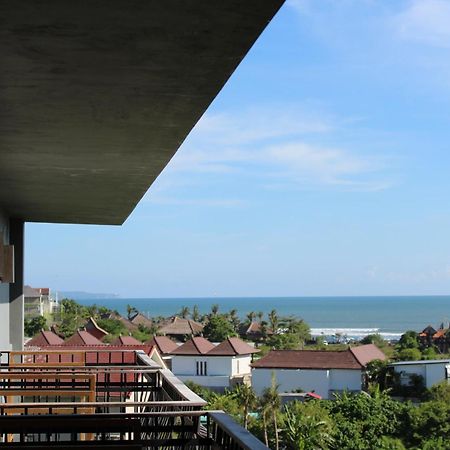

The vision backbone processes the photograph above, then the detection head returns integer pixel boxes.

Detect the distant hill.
[58,291,120,300]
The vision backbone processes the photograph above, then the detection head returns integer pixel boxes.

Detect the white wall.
[0,210,11,350]
[252,368,331,399]
[171,355,253,390]
[232,355,252,376]
[426,363,450,388]
[330,369,363,392]
[393,364,427,387]
[177,374,230,390]
[394,362,450,389]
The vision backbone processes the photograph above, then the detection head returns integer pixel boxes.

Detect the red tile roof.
[252,345,385,370]
[111,335,143,346]
[350,344,386,366]
[433,328,449,339]
[170,337,214,355]
[207,337,259,356]
[26,330,64,347]
[146,336,178,354]
[63,330,107,346]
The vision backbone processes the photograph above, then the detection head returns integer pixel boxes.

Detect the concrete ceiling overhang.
[0,0,284,225]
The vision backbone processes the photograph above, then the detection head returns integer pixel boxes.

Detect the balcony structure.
[0,1,284,447]
[0,349,267,449]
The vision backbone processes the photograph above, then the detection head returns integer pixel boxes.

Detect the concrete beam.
[0,0,284,225]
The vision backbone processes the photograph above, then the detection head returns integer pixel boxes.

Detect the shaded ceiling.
[0,0,284,224]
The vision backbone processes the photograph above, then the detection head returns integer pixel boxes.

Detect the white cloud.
[167,106,394,193]
[395,0,450,47]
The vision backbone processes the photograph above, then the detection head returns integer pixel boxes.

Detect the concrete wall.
[0,213,24,351]
[172,355,251,377]
[252,368,331,399]
[394,362,450,389]
[329,369,363,392]
[426,363,450,388]
[0,210,11,350]
[171,355,253,390]
[177,374,230,391]
[232,355,252,376]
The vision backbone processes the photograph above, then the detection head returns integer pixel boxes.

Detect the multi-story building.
[0,1,284,446]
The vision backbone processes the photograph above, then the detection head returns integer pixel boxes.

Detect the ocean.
[76,296,450,341]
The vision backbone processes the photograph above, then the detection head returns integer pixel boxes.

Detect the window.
[196,361,207,376]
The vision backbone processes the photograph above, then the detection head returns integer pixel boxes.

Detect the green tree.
[426,381,450,403]
[230,384,257,429]
[397,347,422,361]
[203,315,236,341]
[210,304,220,317]
[422,346,438,360]
[24,316,47,337]
[407,400,450,448]
[398,330,419,350]
[361,333,387,348]
[268,309,279,334]
[366,359,389,390]
[228,308,240,332]
[261,374,281,450]
[191,305,201,322]
[326,390,409,449]
[96,318,127,336]
[179,306,190,319]
[282,401,334,450]
[246,311,256,324]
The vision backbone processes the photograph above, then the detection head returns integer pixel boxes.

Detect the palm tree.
[230,384,256,429]
[261,374,281,450]
[191,305,200,322]
[283,402,334,450]
[229,309,240,332]
[210,304,219,316]
[257,311,264,322]
[246,311,256,324]
[179,306,190,319]
[259,397,270,447]
[126,304,138,320]
[268,309,279,334]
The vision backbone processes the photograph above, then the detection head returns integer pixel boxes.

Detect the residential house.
[25,330,64,347]
[146,335,179,370]
[129,312,153,330]
[251,344,386,399]
[111,335,143,346]
[171,336,259,391]
[24,286,54,317]
[239,321,273,341]
[419,324,450,353]
[158,316,204,342]
[84,317,109,341]
[390,359,450,389]
[63,330,107,346]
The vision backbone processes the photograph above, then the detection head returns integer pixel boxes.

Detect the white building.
[390,359,450,389]
[170,336,259,391]
[251,344,386,399]
[24,286,57,317]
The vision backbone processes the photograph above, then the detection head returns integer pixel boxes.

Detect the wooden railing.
[0,410,268,449]
[0,349,267,449]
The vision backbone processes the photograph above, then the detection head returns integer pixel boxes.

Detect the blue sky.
[27,0,450,297]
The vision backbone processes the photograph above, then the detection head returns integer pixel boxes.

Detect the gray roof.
[390,359,450,366]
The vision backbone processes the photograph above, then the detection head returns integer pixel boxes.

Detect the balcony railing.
[0,349,268,449]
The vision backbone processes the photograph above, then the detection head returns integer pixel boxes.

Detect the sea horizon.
[75,295,450,341]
